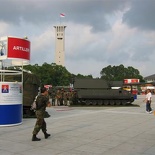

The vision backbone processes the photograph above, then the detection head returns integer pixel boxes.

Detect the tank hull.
[72,79,135,106]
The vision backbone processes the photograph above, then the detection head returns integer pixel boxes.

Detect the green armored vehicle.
[73,78,134,106]
[22,72,40,115]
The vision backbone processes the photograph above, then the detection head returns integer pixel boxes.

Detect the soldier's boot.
[32,135,41,141]
[44,132,51,139]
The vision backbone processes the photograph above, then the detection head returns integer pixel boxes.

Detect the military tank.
[72,78,135,106]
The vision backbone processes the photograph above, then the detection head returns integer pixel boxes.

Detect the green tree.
[100,64,144,82]
[24,63,71,86]
[24,63,94,86]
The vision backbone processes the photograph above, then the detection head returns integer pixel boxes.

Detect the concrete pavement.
[0,95,155,155]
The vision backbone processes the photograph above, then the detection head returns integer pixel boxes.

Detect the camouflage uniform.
[68,91,78,105]
[72,91,78,104]
[63,91,68,106]
[68,91,73,105]
[56,90,61,106]
[51,91,56,106]
[60,89,64,105]
[32,94,49,135]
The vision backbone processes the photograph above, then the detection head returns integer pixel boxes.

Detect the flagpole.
[60,16,61,25]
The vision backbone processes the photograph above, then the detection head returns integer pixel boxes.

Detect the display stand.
[0,70,22,126]
[0,36,30,126]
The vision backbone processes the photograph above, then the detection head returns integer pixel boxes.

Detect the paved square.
[0,95,155,155]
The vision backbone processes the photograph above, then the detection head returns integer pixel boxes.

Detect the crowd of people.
[49,88,78,106]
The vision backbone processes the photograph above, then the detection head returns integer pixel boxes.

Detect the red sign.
[7,37,30,60]
[124,79,139,84]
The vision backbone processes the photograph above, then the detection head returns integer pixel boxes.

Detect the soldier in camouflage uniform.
[60,88,64,106]
[63,90,68,106]
[55,89,61,106]
[68,91,73,105]
[32,87,51,141]
[51,90,56,106]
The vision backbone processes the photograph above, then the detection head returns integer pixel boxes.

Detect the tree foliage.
[22,63,144,85]
[23,63,92,86]
[100,64,144,82]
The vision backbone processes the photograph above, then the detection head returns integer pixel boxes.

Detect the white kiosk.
[0,36,30,126]
[0,70,22,126]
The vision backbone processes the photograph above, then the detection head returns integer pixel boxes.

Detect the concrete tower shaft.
[54,25,66,66]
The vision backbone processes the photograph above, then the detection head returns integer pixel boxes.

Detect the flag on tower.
[60,13,65,17]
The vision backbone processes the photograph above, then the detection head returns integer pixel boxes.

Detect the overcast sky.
[0,0,155,78]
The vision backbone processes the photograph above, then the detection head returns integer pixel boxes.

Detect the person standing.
[60,88,64,106]
[32,87,51,141]
[51,90,56,106]
[143,89,152,114]
[63,90,68,106]
[56,89,61,106]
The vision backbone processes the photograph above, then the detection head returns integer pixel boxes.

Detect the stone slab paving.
[0,95,155,155]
